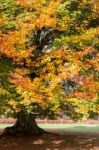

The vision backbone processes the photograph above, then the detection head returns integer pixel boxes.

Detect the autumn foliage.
[0,0,99,120]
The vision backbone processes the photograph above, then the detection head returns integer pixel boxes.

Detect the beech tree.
[0,0,99,136]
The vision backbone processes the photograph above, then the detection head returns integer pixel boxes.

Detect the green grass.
[0,123,99,133]
[0,124,13,129]
[39,124,99,133]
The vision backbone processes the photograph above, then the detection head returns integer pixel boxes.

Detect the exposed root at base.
[0,125,45,138]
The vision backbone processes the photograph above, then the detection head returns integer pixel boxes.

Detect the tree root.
[0,126,45,138]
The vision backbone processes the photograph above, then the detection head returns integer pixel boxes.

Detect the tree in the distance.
[0,0,99,136]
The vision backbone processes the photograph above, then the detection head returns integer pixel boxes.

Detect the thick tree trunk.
[2,110,44,137]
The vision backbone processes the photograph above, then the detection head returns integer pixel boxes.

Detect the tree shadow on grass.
[0,132,99,150]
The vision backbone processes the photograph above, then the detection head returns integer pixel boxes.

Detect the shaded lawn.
[1,123,99,132]
[0,131,99,150]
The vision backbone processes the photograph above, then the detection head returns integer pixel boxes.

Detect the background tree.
[0,0,99,136]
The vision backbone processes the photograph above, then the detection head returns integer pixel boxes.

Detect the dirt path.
[0,129,99,150]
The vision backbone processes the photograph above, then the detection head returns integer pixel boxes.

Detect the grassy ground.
[1,123,99,133]
[0,124,99,150]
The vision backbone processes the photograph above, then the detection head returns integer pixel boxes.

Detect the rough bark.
[1,110,44,137]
